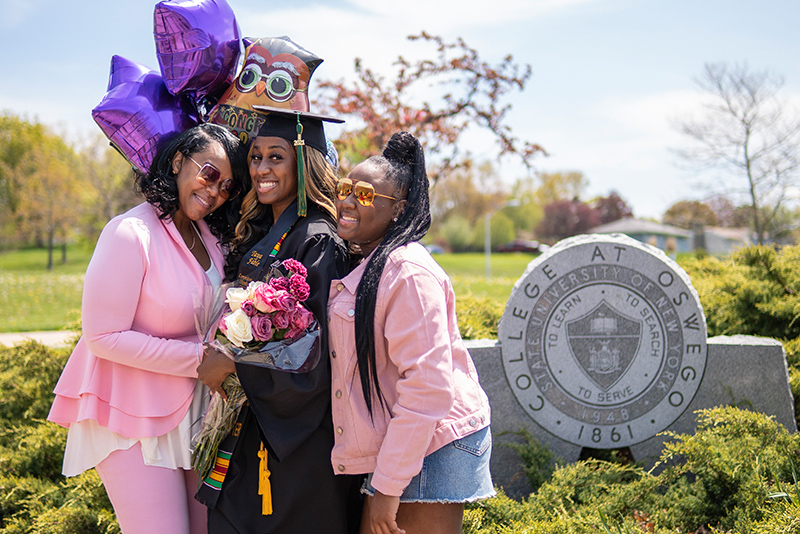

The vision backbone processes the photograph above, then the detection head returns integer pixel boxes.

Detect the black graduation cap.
[251,105,344,216]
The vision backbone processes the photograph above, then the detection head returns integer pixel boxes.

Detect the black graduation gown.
[207,206,363,533]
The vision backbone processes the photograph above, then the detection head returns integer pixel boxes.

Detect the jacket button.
[338,465,345,472]
[331,350,336,359]
[469,418,478,427]
[347,309,355,317]
[337,427,343,435]
[337,283,344,291]
[335,390,342,398]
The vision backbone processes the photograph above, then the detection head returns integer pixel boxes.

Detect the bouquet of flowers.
[211,257,320,371]
[192,258,320,481]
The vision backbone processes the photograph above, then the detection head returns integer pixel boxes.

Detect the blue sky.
[1,0,799,219]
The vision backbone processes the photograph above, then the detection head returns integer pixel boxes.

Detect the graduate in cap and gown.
[196,36,363,533]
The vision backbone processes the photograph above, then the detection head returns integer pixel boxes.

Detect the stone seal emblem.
[498,234,707,448]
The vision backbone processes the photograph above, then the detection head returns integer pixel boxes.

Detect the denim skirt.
[361,426,495,503]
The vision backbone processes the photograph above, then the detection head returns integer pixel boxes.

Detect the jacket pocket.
[453,426,491,457]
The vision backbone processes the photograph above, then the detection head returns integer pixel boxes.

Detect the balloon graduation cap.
[92,0,341,216]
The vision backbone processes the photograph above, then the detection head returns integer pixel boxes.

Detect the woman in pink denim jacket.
[48,124,248,534]
[328,132,494,534]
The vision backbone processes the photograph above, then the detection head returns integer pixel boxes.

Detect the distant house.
[588,218,693,253]
[700,226,752,255]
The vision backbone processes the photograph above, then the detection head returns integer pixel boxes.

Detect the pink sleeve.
[370,263,455,497]
[80,217,199,378]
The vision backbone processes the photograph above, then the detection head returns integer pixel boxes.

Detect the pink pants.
[95,442,207,534]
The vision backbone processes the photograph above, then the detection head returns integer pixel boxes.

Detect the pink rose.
[285,326,305,340]
[275,291,297,312]
[291,306,315,330]
[289,274,310,301]
[251,315,274,342]
[253,284,280,313]
[240,300,257,317]
[272,310,291,330]
[282,258,307,277]
[218,316,228,333]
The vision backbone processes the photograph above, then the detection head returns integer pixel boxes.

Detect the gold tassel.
[258,442,273,515]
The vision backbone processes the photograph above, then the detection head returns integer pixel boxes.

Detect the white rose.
[246,281,264,298]
[224,308,253,348]
[225,287,250,311]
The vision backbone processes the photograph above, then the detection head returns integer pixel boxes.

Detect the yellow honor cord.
[258,442,273,515]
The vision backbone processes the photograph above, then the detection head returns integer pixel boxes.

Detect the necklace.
[187,223,198,251]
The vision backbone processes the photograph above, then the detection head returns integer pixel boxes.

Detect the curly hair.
[353,131,431,417]
[223,142,339,281]
[135,123,249,248]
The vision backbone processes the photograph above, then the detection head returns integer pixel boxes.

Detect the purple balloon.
[153,0,242,103]
[92,55,197,172]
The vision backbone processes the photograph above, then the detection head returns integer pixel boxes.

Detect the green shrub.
[0,341,70,422]
[456,295,503,340]
[680,245,800,339]
[659,406,800,531]
[0,471,116,534]
[499,429,557,492]
[0,420,67,480]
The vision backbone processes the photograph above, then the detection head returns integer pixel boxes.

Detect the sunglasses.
[335,177,401,207]
[186,155,240,197]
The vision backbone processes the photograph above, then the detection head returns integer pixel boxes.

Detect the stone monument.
[469,233,796,497]
[497,233,707,449]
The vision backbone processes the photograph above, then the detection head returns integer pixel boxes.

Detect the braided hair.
[354,131,431,417]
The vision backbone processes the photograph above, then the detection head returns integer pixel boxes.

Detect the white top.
[61,261,221,476]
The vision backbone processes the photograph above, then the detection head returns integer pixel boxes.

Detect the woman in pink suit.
[48,123,248,534]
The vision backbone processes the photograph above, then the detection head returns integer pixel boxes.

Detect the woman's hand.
[367,490,405,534]
[197,345,236,400]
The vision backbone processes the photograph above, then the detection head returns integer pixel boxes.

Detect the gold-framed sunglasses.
[186,155,240,198]
[335,177,401,207]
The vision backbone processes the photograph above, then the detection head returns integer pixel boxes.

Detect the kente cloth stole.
[237,200,300,284]
[194,406,275,515]
[194,406,248,509]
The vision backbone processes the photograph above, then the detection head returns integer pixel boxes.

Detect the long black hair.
[135,122,249,247]
[354,131,431,417]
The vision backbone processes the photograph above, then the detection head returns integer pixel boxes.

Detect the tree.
[535,199,600,242]
[663,200,718,230]
[15,133,82,269]
[80,135,140,243]
[676,62,800,244]
[507,176,544,235]
[439,215,473,252]
[0,115,46,247]
[430,159,505,226]
[535,171,588,205]
[317,32,546,177]
[593,191,633,224]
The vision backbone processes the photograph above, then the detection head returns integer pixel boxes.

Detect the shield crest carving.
[566,301,642,391]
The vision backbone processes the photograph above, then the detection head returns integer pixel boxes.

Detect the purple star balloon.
[154,0,242,107]
[92,55,198,173]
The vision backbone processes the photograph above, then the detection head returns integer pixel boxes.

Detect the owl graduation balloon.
[91,55,198,173]
[208,36,324,144]
[153,0,243,114]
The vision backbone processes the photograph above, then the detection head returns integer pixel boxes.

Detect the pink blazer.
[48,203,225,439]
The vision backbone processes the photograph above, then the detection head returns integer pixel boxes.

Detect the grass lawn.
[0,245,93,332]
[0,246,537,333]
[433,252,537,304]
